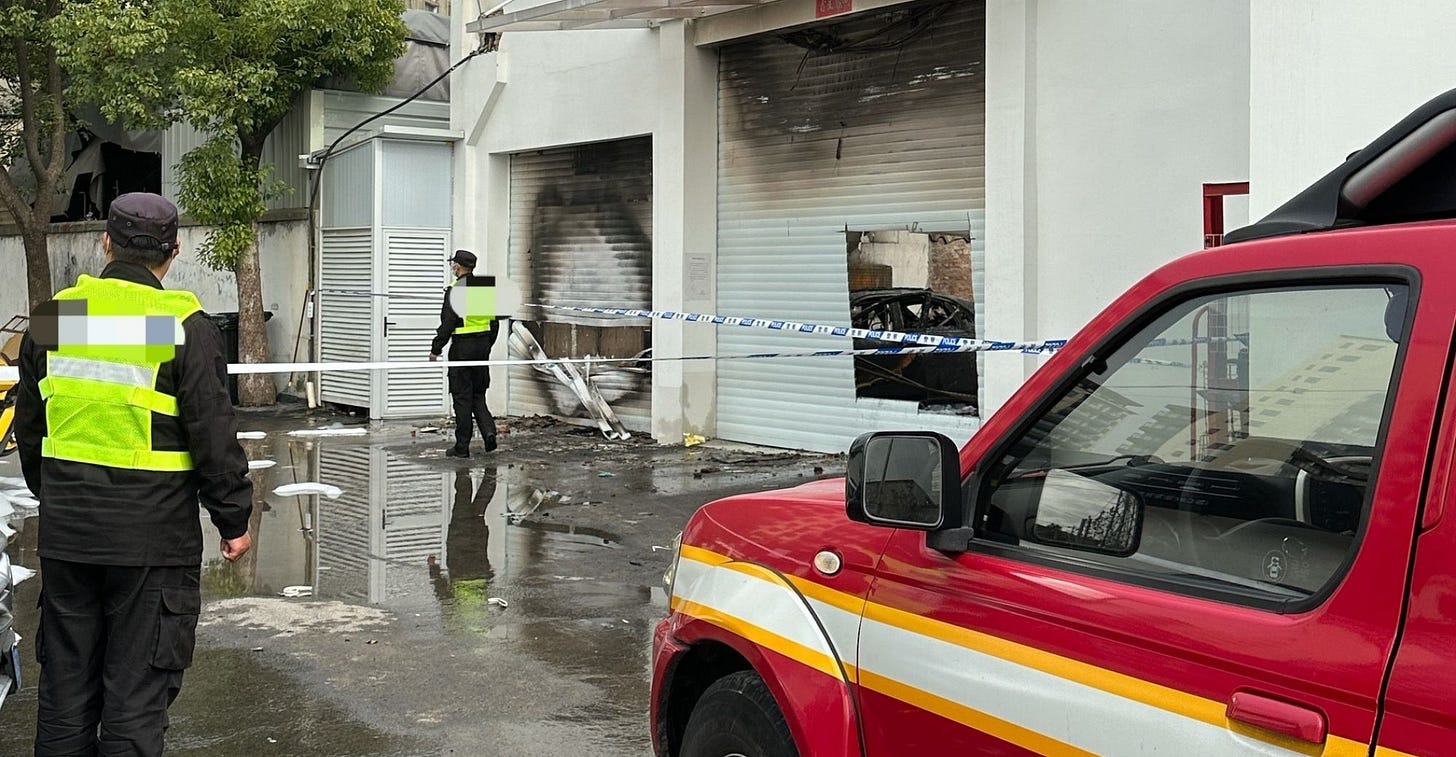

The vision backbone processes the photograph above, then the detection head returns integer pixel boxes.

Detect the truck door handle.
[1226,690,1327,744]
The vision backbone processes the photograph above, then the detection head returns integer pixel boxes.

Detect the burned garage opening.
[848,230,978,414]
[716,0,986,450]
[508,137,653,431]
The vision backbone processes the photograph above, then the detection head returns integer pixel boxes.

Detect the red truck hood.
[681,476,894,576]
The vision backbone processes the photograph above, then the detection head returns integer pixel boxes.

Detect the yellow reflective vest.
[39,275,202,472]
[452,276,494,335]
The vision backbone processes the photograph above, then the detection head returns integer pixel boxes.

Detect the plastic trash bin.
[207,311,273,404]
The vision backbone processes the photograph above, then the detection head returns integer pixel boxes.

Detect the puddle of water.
[203,437,645,624]
[0,429,672,755]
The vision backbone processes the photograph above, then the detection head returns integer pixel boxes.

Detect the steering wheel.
[1213,517,1329,590]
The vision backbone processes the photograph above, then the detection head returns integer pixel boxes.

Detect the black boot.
[445,445,470,458]
[484,435,498,452]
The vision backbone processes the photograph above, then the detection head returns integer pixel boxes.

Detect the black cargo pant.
[34,559,200,757]
[448,335,496,450]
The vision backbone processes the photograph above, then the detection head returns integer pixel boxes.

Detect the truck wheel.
[681,670,798,757]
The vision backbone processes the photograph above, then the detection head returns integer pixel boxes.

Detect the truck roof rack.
[1225,88,1456,244]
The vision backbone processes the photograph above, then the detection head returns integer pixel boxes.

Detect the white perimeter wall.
[0,217,310,394]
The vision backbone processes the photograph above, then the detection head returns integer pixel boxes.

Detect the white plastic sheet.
[272,483,343,499]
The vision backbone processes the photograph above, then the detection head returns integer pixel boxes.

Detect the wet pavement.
[0,409,842,756]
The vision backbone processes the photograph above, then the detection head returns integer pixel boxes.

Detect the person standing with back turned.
[14,192,254,756]
[430,249,500,458]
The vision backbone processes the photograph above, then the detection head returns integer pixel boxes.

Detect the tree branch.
[12,36,46,187]
[44,0,65,185]
[0,163,31,229]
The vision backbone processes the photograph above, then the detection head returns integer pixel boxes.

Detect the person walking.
[14,192,254,757]
[430,249,500,458]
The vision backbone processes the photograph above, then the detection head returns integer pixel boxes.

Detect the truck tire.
[681,670,798,757]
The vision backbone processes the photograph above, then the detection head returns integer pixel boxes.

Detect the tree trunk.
[235,229,274,406]
[235,138,275,407]
[20,224,53,312]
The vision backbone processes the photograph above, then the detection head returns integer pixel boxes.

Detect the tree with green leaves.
[0,0,66,312]
[57,0,408,405]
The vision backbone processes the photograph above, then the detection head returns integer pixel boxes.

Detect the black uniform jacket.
[15,261,253,566]
[430,274,501,357]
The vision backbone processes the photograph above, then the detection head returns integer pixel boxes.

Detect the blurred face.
[451,261,468,278]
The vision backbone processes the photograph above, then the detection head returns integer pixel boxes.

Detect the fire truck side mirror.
[846,431,961,532]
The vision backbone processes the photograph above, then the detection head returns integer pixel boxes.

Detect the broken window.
[847,230,978,415]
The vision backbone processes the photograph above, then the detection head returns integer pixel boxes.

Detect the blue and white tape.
[525,304,1068,355]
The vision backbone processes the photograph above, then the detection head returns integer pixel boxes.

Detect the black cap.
[107,193,179,253]
[448,249,478,268]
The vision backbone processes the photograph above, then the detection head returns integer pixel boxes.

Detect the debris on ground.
[503,415,561,431]
[273,483,343,499]
[280,585,314,598]
[487,597,508,608]
[249,460,277,470]
[288,426,367,438]
[684,433,706,447]
[10,564,35,585]
[597,471,615,478]
[237,431,267,440]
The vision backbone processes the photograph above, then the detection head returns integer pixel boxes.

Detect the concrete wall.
[850,231,933,289]
[1248,0,1456,218]
[982,0,1251,418]
[0,213,311,395]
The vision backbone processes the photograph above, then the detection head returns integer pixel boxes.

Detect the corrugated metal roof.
[467,0,778,33]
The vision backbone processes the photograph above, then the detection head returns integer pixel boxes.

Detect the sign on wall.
[816,0,852,19]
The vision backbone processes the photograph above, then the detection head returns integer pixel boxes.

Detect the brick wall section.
[929,235,974,301]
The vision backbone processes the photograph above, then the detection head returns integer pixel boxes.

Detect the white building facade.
[447,0,1452,452]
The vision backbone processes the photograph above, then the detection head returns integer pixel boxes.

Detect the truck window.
[976,283,1409,607]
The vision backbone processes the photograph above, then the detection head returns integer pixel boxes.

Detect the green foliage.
[176,137,288,270]
[54,0,408,271]
[0,1,67,190]
[57,0,407,138]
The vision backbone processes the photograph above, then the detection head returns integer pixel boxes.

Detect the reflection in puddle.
[205,439,631,614]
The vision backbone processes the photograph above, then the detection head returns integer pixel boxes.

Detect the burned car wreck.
[849,287,979,413]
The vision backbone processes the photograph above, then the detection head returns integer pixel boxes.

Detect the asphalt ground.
[0,409,842,756]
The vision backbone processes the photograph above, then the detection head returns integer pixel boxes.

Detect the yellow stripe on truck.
[671,546,1373,757]
[857,668,1097,757]
[670,595,854,681]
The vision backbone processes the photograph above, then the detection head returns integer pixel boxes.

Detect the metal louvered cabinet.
[506,137,653,430]
[316,134,455,419]
[715,0,987,452]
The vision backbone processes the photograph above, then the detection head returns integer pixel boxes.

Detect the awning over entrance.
[466,0,779,33]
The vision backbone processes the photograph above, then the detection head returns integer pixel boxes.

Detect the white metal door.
[716,1,987,452]
[319,229,374,408]
[380,230,451,419]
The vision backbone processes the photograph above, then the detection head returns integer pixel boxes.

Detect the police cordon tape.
[527,303,1068,353]
[317,289,1238,353]
[0,342,1061,384]
[0,295,1218,383]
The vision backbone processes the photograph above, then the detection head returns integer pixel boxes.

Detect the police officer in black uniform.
[430,250,500,458]
[15,193,254,756]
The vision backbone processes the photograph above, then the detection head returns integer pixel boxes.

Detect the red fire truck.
[651,89,1456,757]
